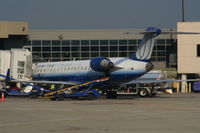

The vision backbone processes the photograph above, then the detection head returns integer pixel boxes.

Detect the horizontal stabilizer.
[161,31,200,34]
[125,31,200,35]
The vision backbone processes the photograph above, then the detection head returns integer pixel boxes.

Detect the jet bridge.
[0,49,32,81]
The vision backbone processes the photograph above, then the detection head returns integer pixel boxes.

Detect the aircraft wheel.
[50,97,57,101]
[30,92,38,99]
[71,97,78,100]
[106,90,112,99]
[57,94,65,101]
[78,96,87,100]
[86,93,97,100]
[139,88,149,97]
[106,90,117,99]
[111,91,117,99]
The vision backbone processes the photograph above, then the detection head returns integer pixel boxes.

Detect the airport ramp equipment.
[42,77,109,100]
[193,82,200,92]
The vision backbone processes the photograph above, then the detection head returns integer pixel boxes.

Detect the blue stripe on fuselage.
[32,69,147,88]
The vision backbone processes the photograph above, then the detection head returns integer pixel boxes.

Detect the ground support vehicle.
[193,82,200,92]
[42,77,109,101]
[118,83,158,97]
[49,89,100,101]
[0,77,108,100]
[0,88,43,98]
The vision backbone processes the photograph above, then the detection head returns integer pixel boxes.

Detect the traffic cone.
[1,92,5,102]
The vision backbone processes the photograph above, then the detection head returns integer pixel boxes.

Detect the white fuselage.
[32,57,151,88]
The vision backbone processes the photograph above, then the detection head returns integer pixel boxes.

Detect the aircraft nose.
[145,62,153,71]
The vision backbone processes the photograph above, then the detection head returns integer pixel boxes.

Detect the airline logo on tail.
[129,27,162,61]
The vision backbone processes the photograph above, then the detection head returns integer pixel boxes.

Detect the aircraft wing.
[124,26,200,35]
[0,72,80,86]
[0,77,79,86]
[161,31,200,34]
[125,31,200,35]
[9,80,80,85]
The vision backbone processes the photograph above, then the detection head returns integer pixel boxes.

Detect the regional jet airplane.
[31,27,192,89]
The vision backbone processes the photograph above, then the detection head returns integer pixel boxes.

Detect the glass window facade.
[197,45,200,57]
[27,38,176,68]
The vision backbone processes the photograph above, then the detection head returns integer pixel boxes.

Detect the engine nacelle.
[90,57,114,72]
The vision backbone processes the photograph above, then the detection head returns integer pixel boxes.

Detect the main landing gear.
[106,90,117,99]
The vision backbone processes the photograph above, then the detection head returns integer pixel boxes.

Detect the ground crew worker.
[50,84,55,90]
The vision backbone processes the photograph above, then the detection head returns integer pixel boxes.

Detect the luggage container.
[193,82,200,92]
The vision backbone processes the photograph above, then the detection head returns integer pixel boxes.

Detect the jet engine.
[90,57,114,72]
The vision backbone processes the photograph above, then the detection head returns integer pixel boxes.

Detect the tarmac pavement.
[0,93,200,133]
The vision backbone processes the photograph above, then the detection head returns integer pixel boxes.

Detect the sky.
[0,0,200,29]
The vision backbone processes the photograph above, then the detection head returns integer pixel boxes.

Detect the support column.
[181,74,187,93]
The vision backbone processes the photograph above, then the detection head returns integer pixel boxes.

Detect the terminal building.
[177,22,200,91]
[0,21,29,50]
[0,21,177,69]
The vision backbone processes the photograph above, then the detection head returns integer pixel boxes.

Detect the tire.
[30,92,38,99]
[50,97,57,101]
[106,90,117,99]
[78,96,87,100]
[86,93,97,100]
[111,91,117,99]
[57,94,65,101]
[139,88,149,97]
[106,90,112,99]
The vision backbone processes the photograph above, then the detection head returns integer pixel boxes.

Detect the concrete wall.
[0,21,29,38]
[177,22,200,74]
[30,29,176,40]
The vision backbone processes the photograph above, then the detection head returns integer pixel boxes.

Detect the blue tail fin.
[130,27,161,61]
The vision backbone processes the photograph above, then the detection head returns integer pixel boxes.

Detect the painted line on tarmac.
[0,107,73,112]
[0,118,81,127]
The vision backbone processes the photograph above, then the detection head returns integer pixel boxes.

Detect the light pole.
[182,0,185,22]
